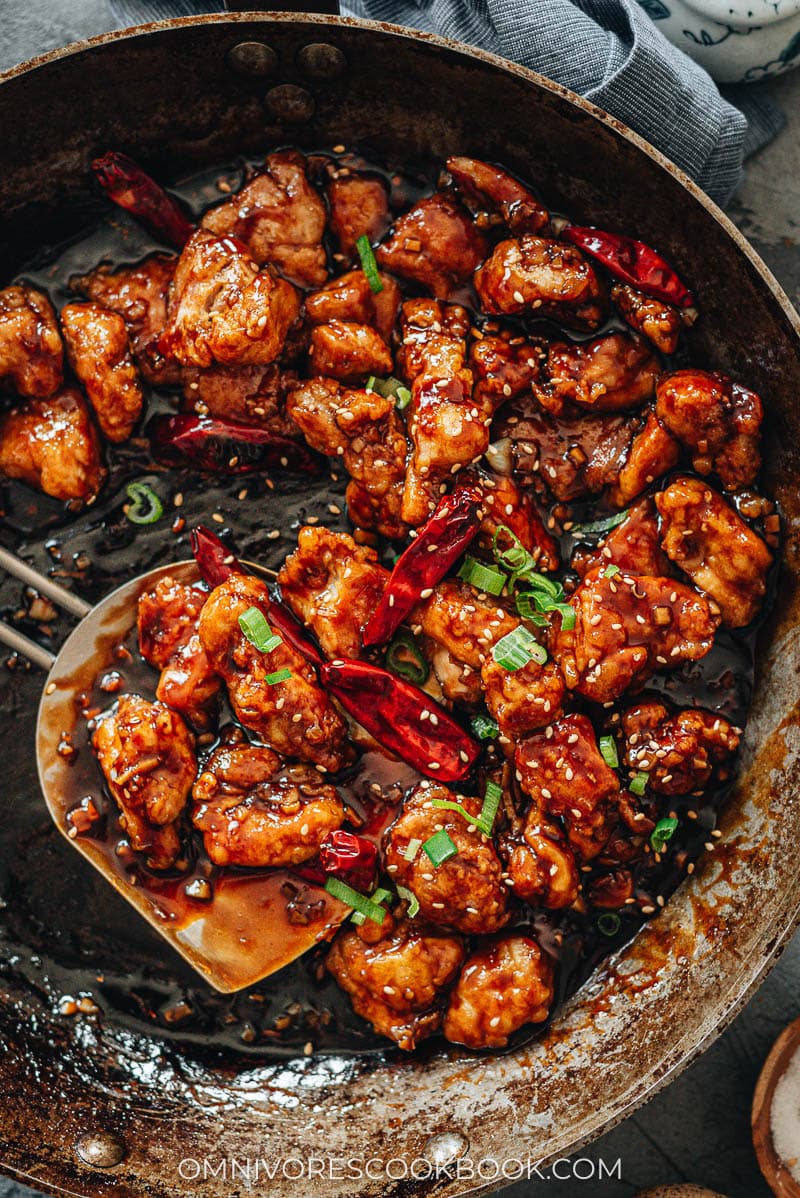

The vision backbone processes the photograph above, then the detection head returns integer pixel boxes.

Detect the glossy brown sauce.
[0,149,776,1066]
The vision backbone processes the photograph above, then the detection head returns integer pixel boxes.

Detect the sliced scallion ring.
[125,481,163,525]
[492,625,547,671]
[238,606,282,653]
[403,837,422,862]
[470,713,499,740]
[650,816,678,853]
[324,876,388,924]
[265,667,293,685]
[356,233,383,294]
[396,884,420,918]
[630,770,650,797]
[597,912,621,936]
[422,828,458,867]
[479,780,503,837]
[599,735,619,769]
[351,886,392,926]
[458,555,507,596]
[572,509,629,536]
[385,629,429,685]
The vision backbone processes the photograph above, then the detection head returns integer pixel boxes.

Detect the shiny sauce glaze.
[0,149,778,1064]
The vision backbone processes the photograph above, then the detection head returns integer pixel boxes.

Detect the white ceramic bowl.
[637,0,800,82]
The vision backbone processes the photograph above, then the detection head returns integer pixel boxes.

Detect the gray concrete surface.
[0,5,799,1197]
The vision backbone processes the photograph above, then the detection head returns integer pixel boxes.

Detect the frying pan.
[1,8,799,1198]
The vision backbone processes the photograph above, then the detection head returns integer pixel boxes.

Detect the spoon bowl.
[752,1015,800,1198]
[34,558,349,993]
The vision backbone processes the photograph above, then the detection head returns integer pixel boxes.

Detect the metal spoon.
[1,546,348,994]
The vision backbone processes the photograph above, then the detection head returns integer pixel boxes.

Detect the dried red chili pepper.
[362,485,482,648]
[189,524,325,665]
[563,225,695,309]
[190,525,238,587]
[319,658,479,782]
[319,830,378,892]
[149,414,324,476]
[92,151,195,249]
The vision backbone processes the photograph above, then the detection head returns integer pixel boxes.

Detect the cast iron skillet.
[1,10,800,1198]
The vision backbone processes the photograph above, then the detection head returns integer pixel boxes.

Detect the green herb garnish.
[422,829,458,867]
[356,233,383,294]
[324,877,388,924]
[125,481,163,525]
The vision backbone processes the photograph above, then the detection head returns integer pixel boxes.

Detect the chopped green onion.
[125,481,163,525]
[630,771,650,796]
[238,606,282,653]
[430,797,481,829]
[650,816,678,853]
[356,233,383,294]
[351,886,392,925]
[458,555,507,596]
[556,603,576,631]
[422,828,458,867]
[599,735,619,769]
[470,713,499,740]
[324,876,388,924]
[366,375,408,402]
[514,589,575,630]
[492,625,547,671]
[572,509,629,536]
[365,375,377,392]
[491,526,565,597]
[479,780,503,837]
[396,884,420,918]
[403,837,422,862]
[395,385,412,410]
[602,564,621,579]
[385,629,428,685]
[265,667,293,685]
[597,912,621,936]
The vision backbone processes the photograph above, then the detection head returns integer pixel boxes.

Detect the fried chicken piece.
[474,236,608,331]
[92,694,195,870]
[515,713,620,861]
[181,362,299,436]
[0,285,63,398]
[377,192,487,299]
[278,527,388,659]
[326,917,465,1051]
[552,567,719,704]
[500,795,579,908]
[655,369,763,491]
[446,156,549,235]
[443,934,554,1049]
[470,331,545,414]
[496,399,632,503]
[655,476,771,627]
[305,269,400,341]
[326,171,391,261]
[70,254,179,386]
[137,575,221,730]
[588,868,635,909]
[309,318,393,382]
[191,743,344,867]
[198,572,351,772]
[201,150,327,287]
[397,299,481,524]
[0,388,105,504]
[621,700,740,795]
[60,302,143,443]
[384,782,508,935]
[472,471,560,573]
[606,408,680,509]
[481,655,566,747]
[414,578,519,704]
[611,281,685,355]
[532,332,660,415]
[158,229,301,368]
[287,377,408,538]
[572,497,671,579]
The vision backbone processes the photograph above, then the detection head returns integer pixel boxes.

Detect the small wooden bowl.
[753,1016,800,1198]
[635,1187,729,1197]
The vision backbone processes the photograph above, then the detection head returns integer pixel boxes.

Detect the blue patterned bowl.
[638,0,800,82]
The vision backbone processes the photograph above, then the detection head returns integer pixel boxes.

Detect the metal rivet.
[264,83,315,124]
[226,41,278,79]
[296,42,347,80]
[422,1131,469,1167]
[74,1132,126,1169]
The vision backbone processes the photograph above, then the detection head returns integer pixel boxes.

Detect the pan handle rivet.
[74,1132,127,1169]
[264,83,315,124]
[422,1131,469,1167]
[296,43,347,80]
[227,41,278,79]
